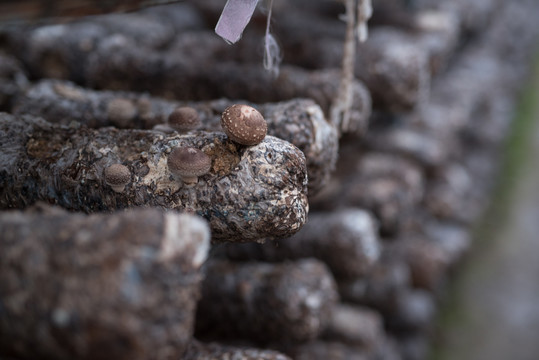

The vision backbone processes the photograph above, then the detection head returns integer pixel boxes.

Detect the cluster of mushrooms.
[104,104,268,191]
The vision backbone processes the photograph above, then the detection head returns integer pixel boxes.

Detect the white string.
[263,0,282,76]
[357,0,373,42]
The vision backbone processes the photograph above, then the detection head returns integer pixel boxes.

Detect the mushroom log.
[195,259,338,344]
[14,82,337,195]
[0,206,210,360]
[222,208,381,280]
[183,341,292,360]
[0,113,309,242]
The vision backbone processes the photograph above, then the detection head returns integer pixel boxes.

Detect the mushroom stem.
[167,146,211,187]
[110,184,126,193]
[181,175,198,186]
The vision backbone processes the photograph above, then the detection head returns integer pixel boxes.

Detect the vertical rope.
[330,0,356,132]
[330,0,372,133]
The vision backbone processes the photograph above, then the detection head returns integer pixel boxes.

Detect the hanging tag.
[215,0,259,44]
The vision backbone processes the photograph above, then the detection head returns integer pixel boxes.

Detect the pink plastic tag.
[215,0,259,44]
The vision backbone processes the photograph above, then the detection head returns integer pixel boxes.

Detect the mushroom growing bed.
[1,0,539,359]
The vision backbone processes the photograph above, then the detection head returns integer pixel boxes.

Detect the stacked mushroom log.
[0,206,210,360]
[291,0,539,359]
[1,0,539,359]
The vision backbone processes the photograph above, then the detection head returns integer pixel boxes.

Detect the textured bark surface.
[183,341,292,360]
[365,111,456,169]
[265,15,432,112]
[14,81,338,194]
[188,0,458,73]
[0,113,308,242]
[387,289,436,334]
[0,0,537,358]
[0,206,210,360]
[0,53,28,111]
[222,208,380,280]
[86,57,371,137]
[311,152,425,236]
[2,2,205,71]
[322,304,383,350]
[394,236,450,293]
[355,29,431,112]
[338,247,411,315]
[2,4,372,136]
[0,1,198,25]
[284,339,402,360]
[195,259,338,344]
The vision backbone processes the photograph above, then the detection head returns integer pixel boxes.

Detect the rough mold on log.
[387,289,436,333]
[311,152,425,236]
[222,208,380,280]
[395,334,430,360]
[363,14,528,171]
[0,53,29,110]
[322,304,383,350]
[14,28,370,132]
[17,22,109,82]
[85,46,371,136]
[2,7,372,136]
[3,2,205,76]
[284,339,403,360]
[195,259,339,344]
[274,0,463,73]
[338,247,411,314]
[424,162,484,223]
[0,113,308,242]
[395,235,451,293]
[439,0,500,36]
[0,206,210,360]
[89,12,176,49]
[183,341,292,360]
[365,110,457,169]
[259,99,339,193]
[264,13,434,113]
[14,81,338,195]
[0,1,204,27]
[424,220,471,266]
[356,28,431,112]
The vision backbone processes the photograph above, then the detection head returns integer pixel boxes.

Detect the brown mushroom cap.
[168,107,200,132]
[167,146,211,184]
[221,104,267,146]
[104,163,131,192]
[106,98,137,127]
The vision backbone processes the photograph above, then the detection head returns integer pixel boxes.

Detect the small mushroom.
[107,98,137,128]
[221,104,267,146]
[168,106,200,132]
[152,123,175,134]
[104,164,131,193]
[167,146,211,186]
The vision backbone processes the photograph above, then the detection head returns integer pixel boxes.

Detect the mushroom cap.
[167,146,212,179]
[221,104,267,146]
[168,106,200,132]
[104,163,131,187]
[106,98,137,127]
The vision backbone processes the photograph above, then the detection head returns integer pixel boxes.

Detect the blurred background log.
[0,206,210,360]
